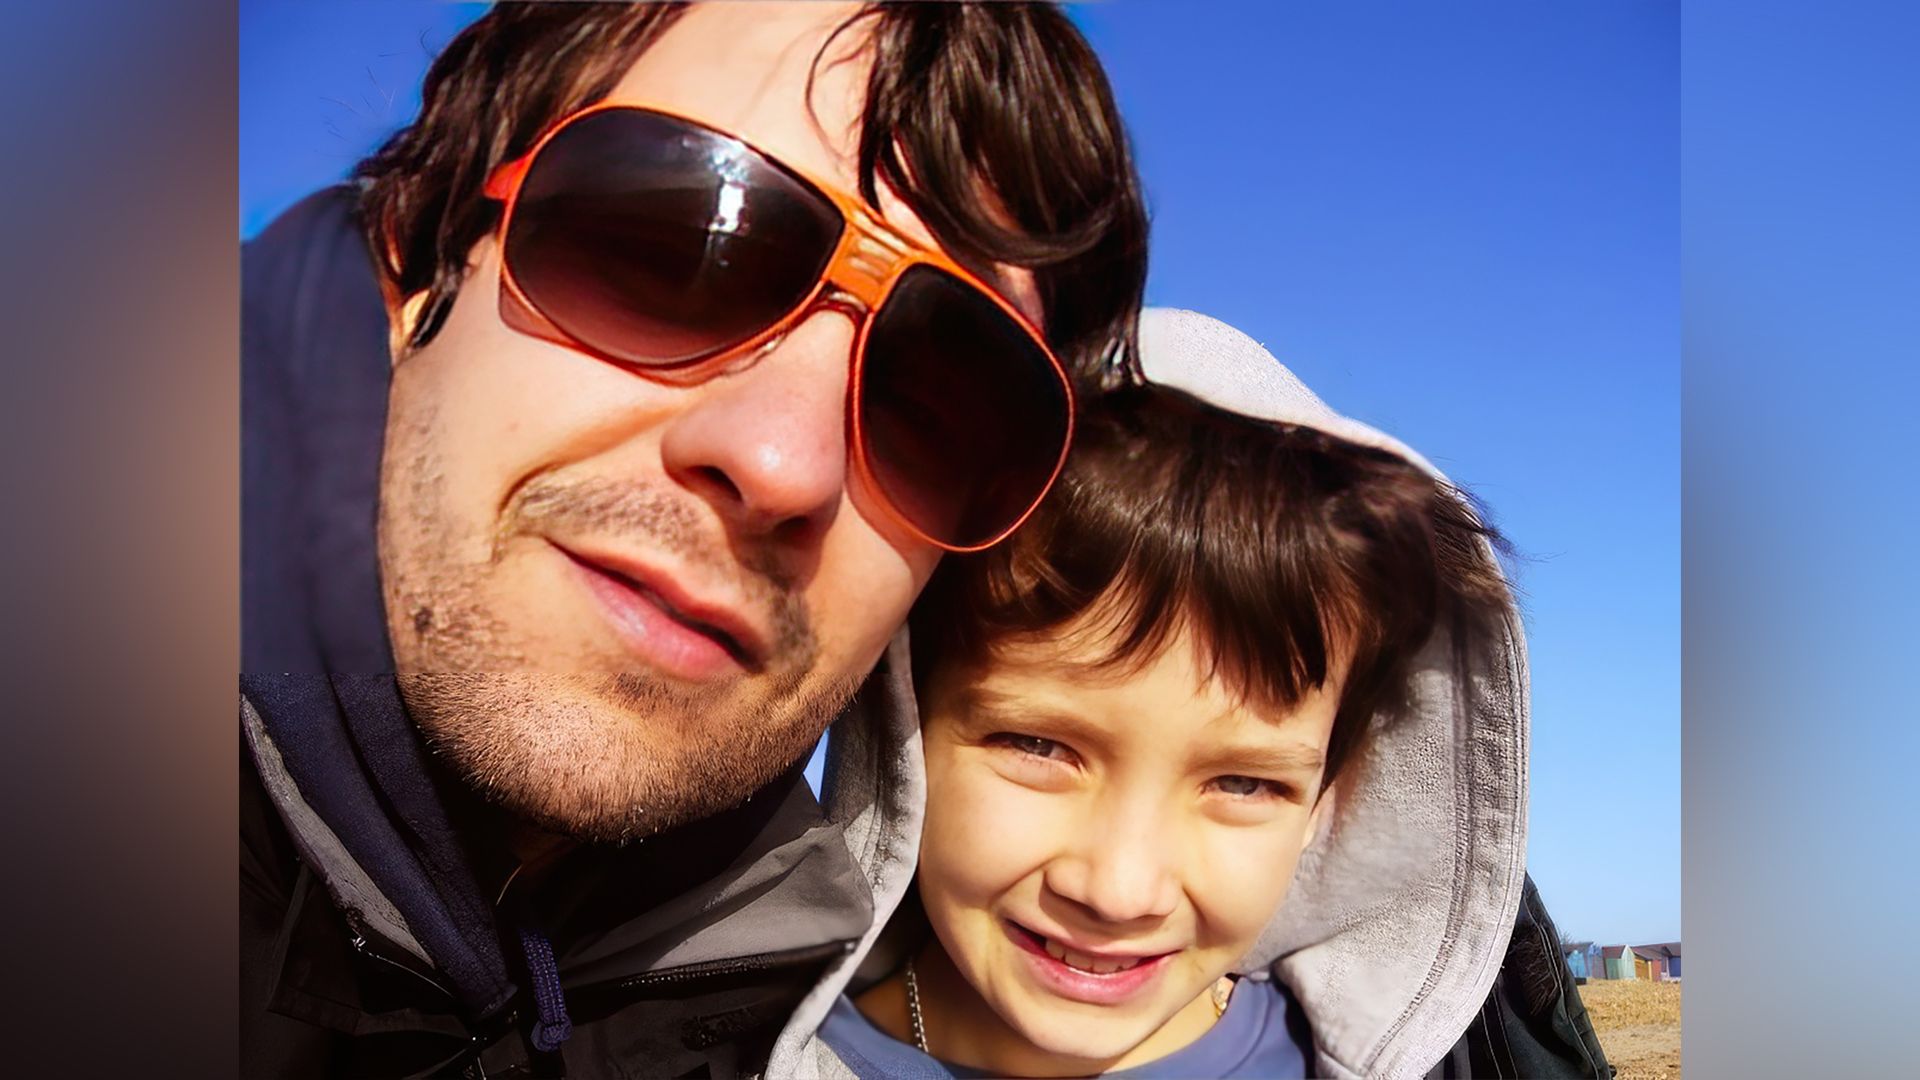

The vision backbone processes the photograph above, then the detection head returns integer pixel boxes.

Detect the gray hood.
[769,308,1530,1079]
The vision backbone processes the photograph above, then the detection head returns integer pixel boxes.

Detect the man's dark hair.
[910,382,1516,789]
[355,1,1148,377]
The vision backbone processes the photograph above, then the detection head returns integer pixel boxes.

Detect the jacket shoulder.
[1427,875,1613,1078]
[243,186,373,292]
[240,729,335,1077]
[240,185,394,673]
[242,185,383,364]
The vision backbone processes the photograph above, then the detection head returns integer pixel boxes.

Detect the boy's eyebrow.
[1194,742,1327,776]
[953,685,1111,742]
[1188,698,1330,773]
[958,685,1082,726]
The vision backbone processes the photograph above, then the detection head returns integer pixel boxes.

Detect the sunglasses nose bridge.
[823,211,916,314]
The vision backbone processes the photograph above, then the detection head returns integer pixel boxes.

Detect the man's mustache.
[497,475,817,663]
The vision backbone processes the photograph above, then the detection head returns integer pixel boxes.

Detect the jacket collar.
[245,681,876,1029]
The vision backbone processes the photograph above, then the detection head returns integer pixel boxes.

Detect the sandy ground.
[1578,978,1681,1080]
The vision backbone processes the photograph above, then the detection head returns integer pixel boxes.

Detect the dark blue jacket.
[240,187,870,1079]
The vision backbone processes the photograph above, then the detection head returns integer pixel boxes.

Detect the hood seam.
[1363,610,1531,1076]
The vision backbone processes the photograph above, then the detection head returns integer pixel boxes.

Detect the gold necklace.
[902,960,1234,1058]
[1211,974,1234,1017]
[905,957,930,1053]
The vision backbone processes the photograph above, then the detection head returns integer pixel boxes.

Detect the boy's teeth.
[1040,937,1142,974]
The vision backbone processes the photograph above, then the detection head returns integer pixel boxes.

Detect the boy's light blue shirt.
[815,976,1308,1079]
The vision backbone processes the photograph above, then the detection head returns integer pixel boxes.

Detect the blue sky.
[242,1,1678,945]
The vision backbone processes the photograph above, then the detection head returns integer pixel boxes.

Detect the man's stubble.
[378,393,862,844]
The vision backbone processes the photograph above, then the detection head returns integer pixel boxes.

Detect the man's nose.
[659,312,853,545]
[1042,798,1183,927]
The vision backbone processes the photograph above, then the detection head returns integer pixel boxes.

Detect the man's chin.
[479,753,774,846]
[396,670,841,845]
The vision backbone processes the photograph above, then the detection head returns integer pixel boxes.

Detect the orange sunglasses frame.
[481,101,1074,554]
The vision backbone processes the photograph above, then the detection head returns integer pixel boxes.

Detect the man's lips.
[552,542,769,675]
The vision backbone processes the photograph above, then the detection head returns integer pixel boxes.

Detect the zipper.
[344,922,521,1080]
[344,916,461,1003]
[344,915,853,1001]
[606,938,856,993]
[347,920,853,1074]
[346,925,521,1073]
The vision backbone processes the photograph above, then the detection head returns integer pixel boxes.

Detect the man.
[242,4,1146,1076]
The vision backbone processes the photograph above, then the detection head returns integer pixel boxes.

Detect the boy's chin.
[1007,1004,1168,1068]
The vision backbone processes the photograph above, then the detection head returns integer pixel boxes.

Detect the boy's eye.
[1209,775,1290,800]
[986,733,1074,763]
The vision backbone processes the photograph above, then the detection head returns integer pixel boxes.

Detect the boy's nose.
[658,312,854,547]
[1042,809,1182,926]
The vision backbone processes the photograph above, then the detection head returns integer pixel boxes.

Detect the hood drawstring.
[515,924,574,1053]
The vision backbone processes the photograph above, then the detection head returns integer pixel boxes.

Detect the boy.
[765,309,1538,1078]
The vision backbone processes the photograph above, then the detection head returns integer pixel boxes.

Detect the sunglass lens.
[861,266,1071,549]
[506,110,844,366]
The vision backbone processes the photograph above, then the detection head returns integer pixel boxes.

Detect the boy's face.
[916,617,1342,1069]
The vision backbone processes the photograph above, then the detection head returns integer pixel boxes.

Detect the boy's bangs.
[981,401,1430,717]
[910,382,1513,782]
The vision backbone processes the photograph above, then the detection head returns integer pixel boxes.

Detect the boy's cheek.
[922,770,1066,897]
[1188,828,1311,951]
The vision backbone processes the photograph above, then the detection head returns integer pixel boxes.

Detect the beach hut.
[1563,941,1602,980]
[1631,946,1664,981]
[1600,945,1635,980]
[1632,942,1682,981]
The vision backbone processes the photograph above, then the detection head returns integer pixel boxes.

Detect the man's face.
[380,3,1038,843]
[915,618,1338,1072]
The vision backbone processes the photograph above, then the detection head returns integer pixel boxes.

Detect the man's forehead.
[601,2,1046,329]
[860,163,1047,328]
[605,4,870,177]
[950,254,1044,330]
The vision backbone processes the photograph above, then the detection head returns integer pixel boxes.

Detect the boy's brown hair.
[910,381,1515,788]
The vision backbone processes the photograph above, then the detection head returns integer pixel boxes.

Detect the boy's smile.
[1002,919,1178,1005]
[908,613,1344,1075]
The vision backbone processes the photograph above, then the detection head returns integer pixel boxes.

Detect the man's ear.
[371,221,418,364]
[389,290,430,363]
[388,236,496,362]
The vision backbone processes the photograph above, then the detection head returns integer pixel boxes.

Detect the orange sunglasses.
[481,102,1074,553]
